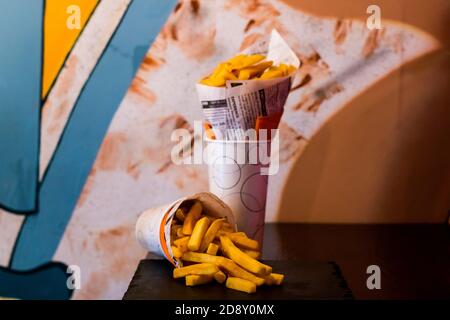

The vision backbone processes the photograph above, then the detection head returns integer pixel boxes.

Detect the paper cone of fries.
[197,30,300,140]
[196,30,299,246]
[135,192,236,267]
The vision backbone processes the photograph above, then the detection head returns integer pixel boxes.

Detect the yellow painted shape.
[42,0,98,98]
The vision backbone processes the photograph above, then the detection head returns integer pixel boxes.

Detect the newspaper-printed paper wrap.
[196,30,300,140]
[206,138,271,246]
[135,192,236,267]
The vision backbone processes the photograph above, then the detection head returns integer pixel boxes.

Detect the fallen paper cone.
[135,192,236,267]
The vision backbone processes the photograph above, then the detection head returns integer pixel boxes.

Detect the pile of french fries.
[171,201,284,294]
[199,54,296,140]
[199,54,296,87]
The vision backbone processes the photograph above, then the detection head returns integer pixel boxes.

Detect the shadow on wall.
[278,50,450,223]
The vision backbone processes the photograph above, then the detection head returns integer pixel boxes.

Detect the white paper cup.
[135,192,236,267]
[205,138,271,246]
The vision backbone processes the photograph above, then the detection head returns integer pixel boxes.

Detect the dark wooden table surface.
[145,223,450,300]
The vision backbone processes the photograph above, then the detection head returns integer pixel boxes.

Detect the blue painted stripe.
[0,262,72,300]
[10,0,175,270]
[0,0,43,212]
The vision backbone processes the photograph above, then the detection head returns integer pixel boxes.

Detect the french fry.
[206,243,219,256]
[188,217,211,251]
[242,249,261,260]
[199,218,225,252]
[214,271,227,284]
[200,72,223,87]
[185,275,213,286]
[200,67,238,87]
[174,236,190,253]
[237,61,273,80]
[259,66,284,79]
[173,263,219,279]
[175,209,185,222]
[182,201,202,235]
[171,245,183,258]
[238,69,251,80]
[285,64,297,75]
[271,273,284,285]
[216,230,246,238]
[228,54,265,70]
[224,54,245,67]
[220,236,271,276]
[262,273,284,286]
[225,277,256,294]
[230,231,247,237]
[181,251,220,264]
[219,257,265,286]
[259,63,296,79]
[181,252,265,286]
[227,233,259,251]
[215,231,259,250]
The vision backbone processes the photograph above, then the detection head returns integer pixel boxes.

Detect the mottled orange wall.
[281,0,450,46]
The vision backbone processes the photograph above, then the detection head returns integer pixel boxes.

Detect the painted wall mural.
[0,0,176,299]
[0,0,449,299]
